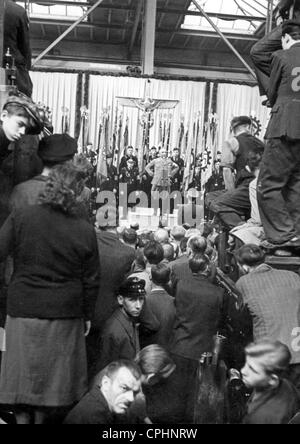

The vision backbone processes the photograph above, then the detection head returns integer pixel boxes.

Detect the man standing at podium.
[145,147,179,194]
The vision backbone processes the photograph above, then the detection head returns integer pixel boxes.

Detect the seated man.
[229,177,265,246]
[241,341,300,424]
[210,145,264,230]
[64,360,142,424]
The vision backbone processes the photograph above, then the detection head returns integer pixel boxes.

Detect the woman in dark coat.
[0,164,100,424]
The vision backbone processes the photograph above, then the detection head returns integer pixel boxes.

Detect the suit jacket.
[144,288,176,349]
[93,231,136,330]
[97,308,140,372]
[170,274,224,359]
[236,264,300,364]
[266,43,300,140]
[64,386,114,424]
[243,379,300,425]
[4,0,33,96]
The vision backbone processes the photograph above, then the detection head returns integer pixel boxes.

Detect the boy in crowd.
[241,341,300,424]
[96,277,146,371]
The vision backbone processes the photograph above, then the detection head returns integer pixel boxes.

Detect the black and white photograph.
[0,0,300,429]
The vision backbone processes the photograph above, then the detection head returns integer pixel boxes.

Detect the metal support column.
[141,0,157,76]
[191,0,257,80]
[266,0,274,35]
[0,0,6,69]
[32,0,106,67]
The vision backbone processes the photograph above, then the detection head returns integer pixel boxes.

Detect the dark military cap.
[119,277,146,299]
[106,152,113,159]
[230,116,252,131]
[38,134,78,163]
[4,93,45,135]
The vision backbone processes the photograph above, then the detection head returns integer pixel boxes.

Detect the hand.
[84,320,91,337]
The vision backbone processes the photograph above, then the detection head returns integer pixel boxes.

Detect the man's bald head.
[154,229,169,245]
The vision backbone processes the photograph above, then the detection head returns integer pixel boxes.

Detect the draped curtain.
[88,75,206,154]
[217,83,270,145]
[28,71,270,158]
[30,71,78,136]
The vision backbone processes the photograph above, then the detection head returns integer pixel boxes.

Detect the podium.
[119,207,179,231]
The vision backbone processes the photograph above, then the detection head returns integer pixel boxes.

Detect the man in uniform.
[4,0,33,97]
[257,20,300,250]
[145,147,179,193]
[119,146,138,171]
[99,153,118,194]
[170,147,184,192]
[119,158,139,208]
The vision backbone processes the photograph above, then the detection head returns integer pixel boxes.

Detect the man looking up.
[64,360,142,424]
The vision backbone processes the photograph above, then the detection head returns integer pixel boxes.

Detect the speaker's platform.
[119,207,179,231]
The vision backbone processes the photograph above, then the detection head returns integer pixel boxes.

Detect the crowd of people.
[1,0,300,426]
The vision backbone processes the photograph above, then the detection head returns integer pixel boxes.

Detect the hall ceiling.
[23,0,275,83]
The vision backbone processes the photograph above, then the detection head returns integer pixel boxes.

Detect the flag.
[96,112,108,185]
[111,106,118,159]
[77,106,89,154]
[182,120,194,191]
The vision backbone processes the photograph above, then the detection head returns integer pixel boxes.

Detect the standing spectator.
[87,206,136,378]
[4,0,33,97]
[168,254,225,423]
[162,243,175,264]
[256,21,300,250]
[170,235,207,286]
[153,228,169,245]
[0,164,100,424]
[144,264,175,350]
[235,244,300,388]
[121,228,138,251]
[10,134,78,211]
[170,148,184,192]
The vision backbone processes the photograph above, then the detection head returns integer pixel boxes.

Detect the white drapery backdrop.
[88,75,206,154]
[30,71,78,137]
[217,83,270,145]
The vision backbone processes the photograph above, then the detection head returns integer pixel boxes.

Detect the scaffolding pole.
[32,0,106,67]
[266,0,274,35]
[190,0,257,80]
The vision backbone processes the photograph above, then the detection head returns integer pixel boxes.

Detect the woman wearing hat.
[0,163,99,424]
